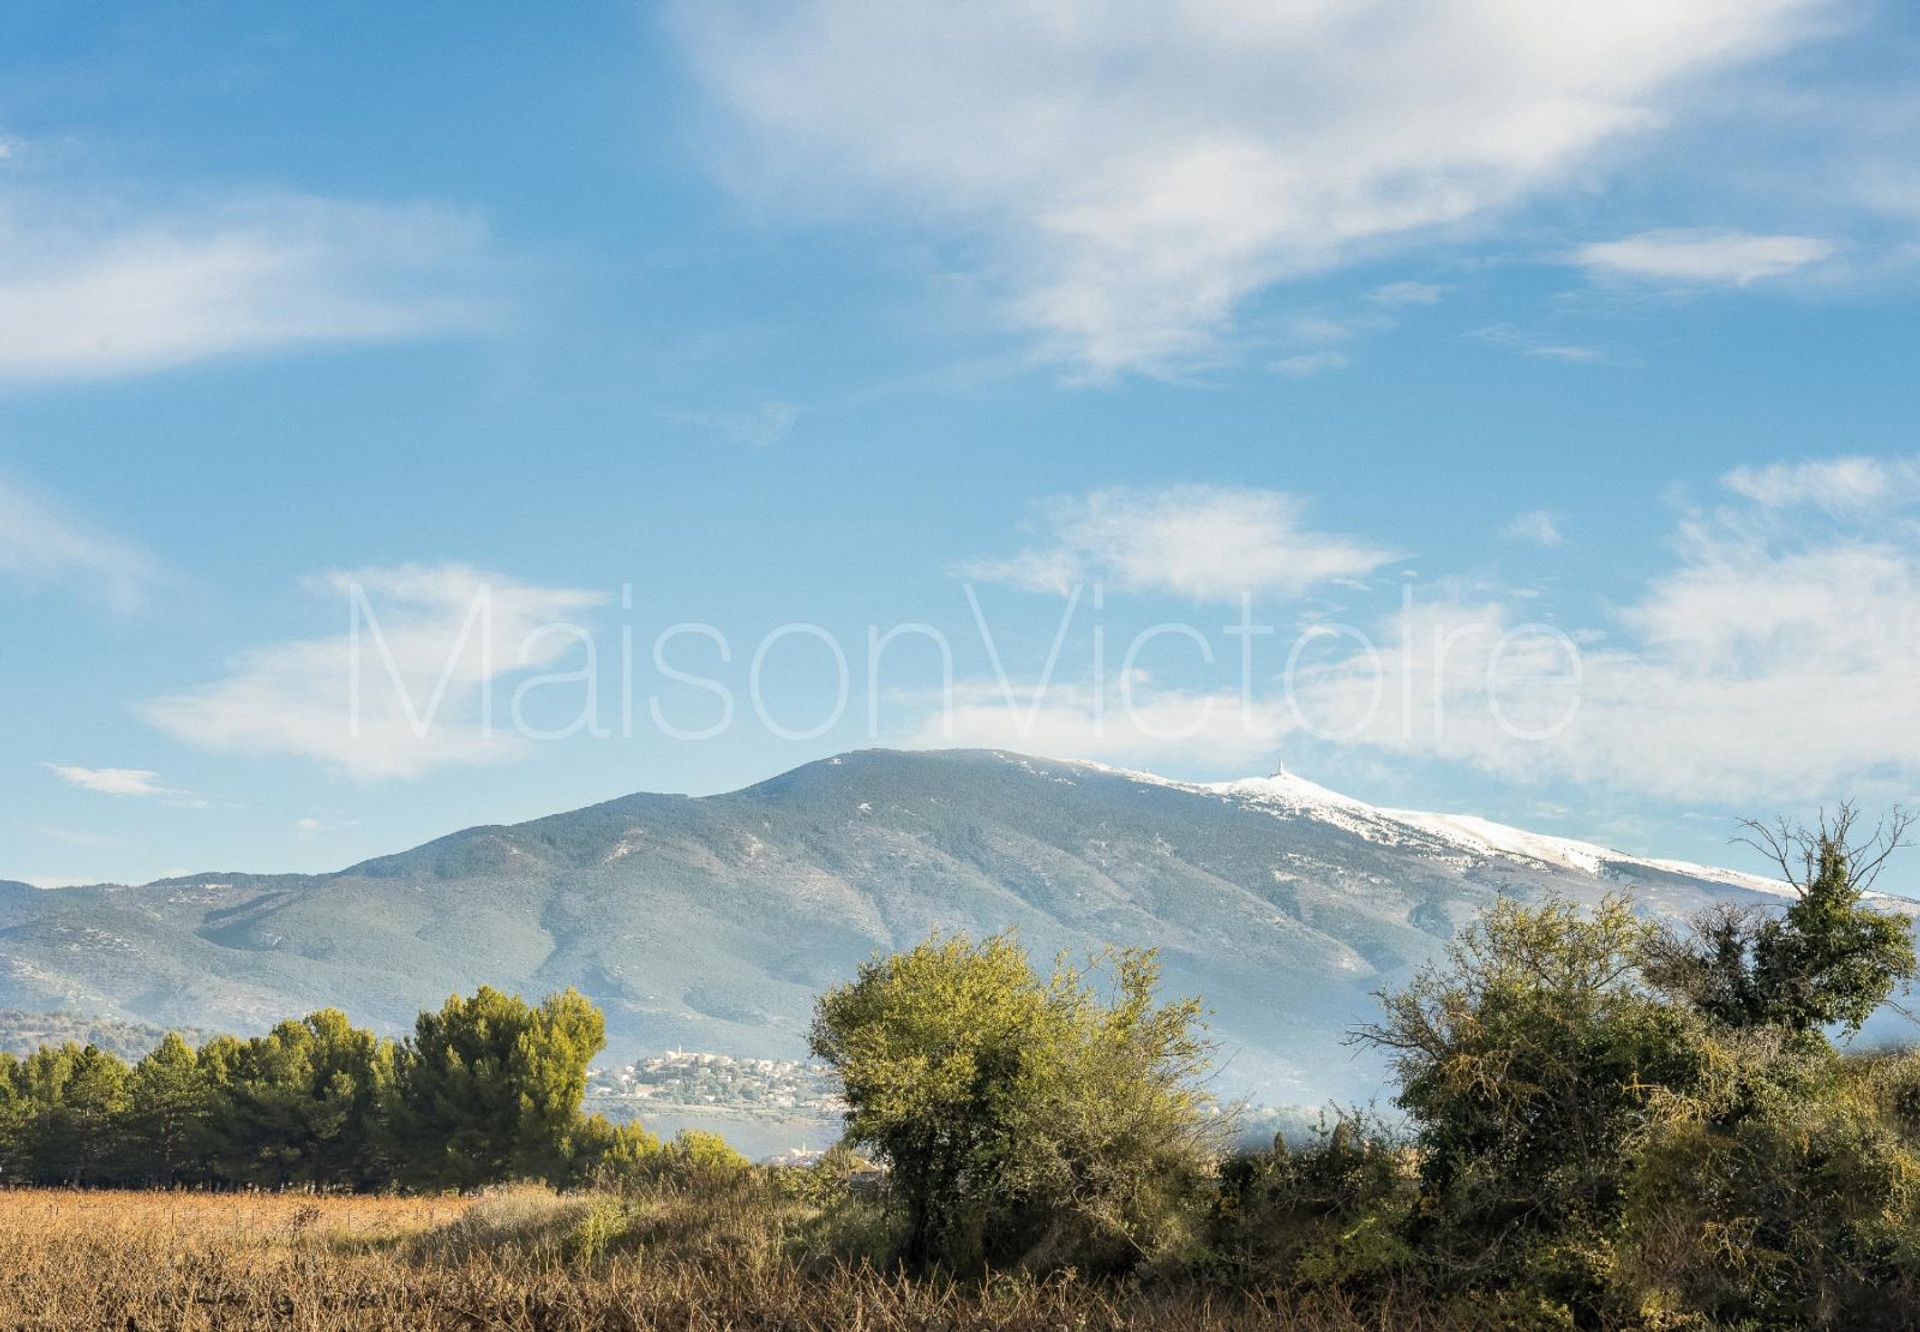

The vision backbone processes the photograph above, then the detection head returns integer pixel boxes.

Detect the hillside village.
[585,1049,842,1115]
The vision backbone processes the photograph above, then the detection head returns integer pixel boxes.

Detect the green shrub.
[1209,1112,1417,1291]
[1620,1039,1920,1330]
[1855,1047,1920,1138]
[1356,894,1705,1309]
[810,931,1219,1275]
[569,1113,662,1189]
[661,1128,752,1178]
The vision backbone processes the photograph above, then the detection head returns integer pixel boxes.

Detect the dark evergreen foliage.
[0,986,623,1192]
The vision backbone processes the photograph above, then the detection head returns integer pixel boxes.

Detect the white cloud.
[45,764,178,797]
[0,477,163,609]
[1571,228,1836,285]
[1288,314,1391,345]
[1503,510,1566,546]
[925,455,1920,807]
[674,0,1829,375]
[1291,474,1920,804]
[1527,344,1606,363]
[962,486,1395,601]
[141,564,604,780]
[294,815,358,837]
[0,194,490,384]
[1368,281,1445,307]
[1473,324,1609,364]
[1272,350,1350,379]
[1721,455,1920,514]
[34,826,115,848]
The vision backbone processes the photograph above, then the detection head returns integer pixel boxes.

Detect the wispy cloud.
[1721,454,1920,513]
[667,400,800,447]
[33,825,115,848]
[1473,325,1610,364]
[0,193,492,384]
[1272,350,1350,379]
[1368,281,1445,308]
[923,454,1920,807]
[962,486,1395,602]
[45,764,181,798]
[1526,344,1606,364]
[1571,228,1836,286]
[905,677,1285,772]
[45,763,206,809]
[1503,510,1566,547]
[294,815,358,838]
[0,476,164,609]
[141,564,604,780]
[1285,457,1920,804]
[674,0,1831,376]
[1270,309,1401,376]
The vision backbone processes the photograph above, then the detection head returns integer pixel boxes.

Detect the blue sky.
[6,1,1920,889]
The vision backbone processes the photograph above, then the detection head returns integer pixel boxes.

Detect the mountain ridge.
[0,749,1855,1100]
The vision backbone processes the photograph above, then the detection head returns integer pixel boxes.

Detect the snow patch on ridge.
[1381,810,1609,875]
[1015,753,1794,894]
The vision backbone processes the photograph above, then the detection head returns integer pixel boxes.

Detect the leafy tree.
[1356,895,1703,1301]
[120,1032,210,1185]
[811,931,1214,1273]
[1647,805,1917,1036]
[0,990,630,1194]
[388,986,605,1189]
[0,1052,29,1182]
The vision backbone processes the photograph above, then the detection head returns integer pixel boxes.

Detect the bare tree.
[1647,802,1917,1036]
[1735,801,1916,898]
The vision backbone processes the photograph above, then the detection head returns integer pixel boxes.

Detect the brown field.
[0,1187,1419,1331]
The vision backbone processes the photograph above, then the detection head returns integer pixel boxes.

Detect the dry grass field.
[0,1187,1425,1331]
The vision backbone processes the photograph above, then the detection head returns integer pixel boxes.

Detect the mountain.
[0,1009,217,1063]
[0,749,1839,1101]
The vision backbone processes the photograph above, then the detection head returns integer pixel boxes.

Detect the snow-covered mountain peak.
[1044,754,1793,896]
[1219,773,1792,896]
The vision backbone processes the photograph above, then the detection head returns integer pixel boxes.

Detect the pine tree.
[387,986,605,1189]
[202,1011,394,1188]
[16,1044,130,1185]
[121,1033,209,1185]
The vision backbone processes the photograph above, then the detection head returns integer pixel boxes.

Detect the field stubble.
[0,1187,1425,1331]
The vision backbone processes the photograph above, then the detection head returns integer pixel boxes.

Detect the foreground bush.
[1620,1037,1920,1329]
[810,932,1220,1276]
[1210,1113,1417,1294]
[1357,895,1707,1309]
